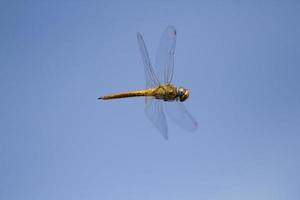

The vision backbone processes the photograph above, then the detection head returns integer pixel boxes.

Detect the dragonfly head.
[177,87,190,102]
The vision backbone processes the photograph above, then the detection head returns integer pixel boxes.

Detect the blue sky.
[1,1,299,199]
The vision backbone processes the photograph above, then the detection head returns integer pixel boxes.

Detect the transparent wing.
[155,26,177,83]
[145,98,168,139]
[164,101,198,132]
[137,32,160,88]
[137,32,168,139]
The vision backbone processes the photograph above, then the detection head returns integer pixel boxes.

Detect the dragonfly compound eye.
[178,87,190,102]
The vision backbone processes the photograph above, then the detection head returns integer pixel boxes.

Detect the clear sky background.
[1,0,299,199]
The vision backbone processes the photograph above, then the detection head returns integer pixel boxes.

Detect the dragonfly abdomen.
[99,88,155,100]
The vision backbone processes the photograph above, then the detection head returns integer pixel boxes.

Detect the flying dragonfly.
[99,26,197,139]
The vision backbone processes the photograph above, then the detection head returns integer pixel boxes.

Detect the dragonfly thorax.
[153,84,189,102]
[153,84,176,101]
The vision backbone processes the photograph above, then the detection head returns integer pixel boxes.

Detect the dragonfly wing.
[155,26,177,84]
[164,101,198,132]
[145,97,168,139]
[137,32,160,88]
[137,31,169,139]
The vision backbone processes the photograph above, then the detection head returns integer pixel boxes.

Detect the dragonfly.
[99,26,197,139]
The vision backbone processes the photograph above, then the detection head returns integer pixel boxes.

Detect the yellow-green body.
[99,84,178,101]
